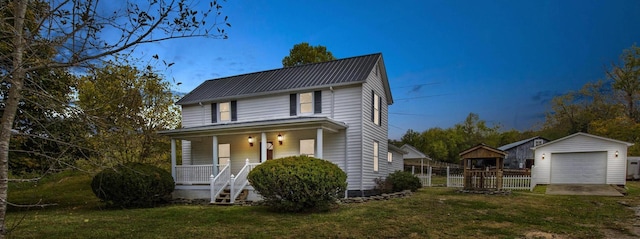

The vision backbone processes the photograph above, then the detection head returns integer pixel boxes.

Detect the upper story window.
[372,91,381,125]
[211,101,237,123]
[388,152,393,163]
[219,102,231,122]
[290,91,322,116]
[300,92,313,114]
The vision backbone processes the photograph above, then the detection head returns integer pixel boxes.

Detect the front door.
[261,142,274,161]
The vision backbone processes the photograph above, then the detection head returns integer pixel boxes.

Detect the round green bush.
[387,171,422,192]
[247,155,347,212]
[91,162,175,208]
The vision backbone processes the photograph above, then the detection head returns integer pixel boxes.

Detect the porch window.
[300,92,312,114]
[373,141,379,172]
[219,143,230,165]
[300,139,315,157]
[388,152,393,163]
[219,102,231,122]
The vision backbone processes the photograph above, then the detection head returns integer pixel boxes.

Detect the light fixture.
[277,133,283,145]
[615,150,619,157]
[542,153,545,160]
[248,136,253,147]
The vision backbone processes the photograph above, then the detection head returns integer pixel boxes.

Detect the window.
[300,92,312,114]
[219,102,231,122]
[372,91,381,125]
[534,139,544,147]
[219,144,230,165]
[388,152,393,163]
[373,141,379,172]
[300,139,315,157]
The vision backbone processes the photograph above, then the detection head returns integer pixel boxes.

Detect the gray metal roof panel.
[177,53,382,105]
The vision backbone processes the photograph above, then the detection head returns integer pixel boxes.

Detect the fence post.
[230,174,236,204]
[446,166,450,187]
[210,174,215,203]
[428,166,432,187]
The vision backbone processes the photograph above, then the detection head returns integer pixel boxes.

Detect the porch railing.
[230,159,260,203]
[210,164,230,203]
[175,164,214,184]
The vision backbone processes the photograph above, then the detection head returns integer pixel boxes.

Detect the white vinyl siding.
[332,86,364,191]
[373,141,379,172]
[181,140,191,165]
[360,62,389,190]
[181,104,210,128]
[300,139,315,157]
[219,102,231,122]
[299,92,313,114]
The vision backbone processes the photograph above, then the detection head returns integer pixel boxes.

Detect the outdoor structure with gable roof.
[459,144,507,190]
[531,132,633,186]
[401,144,431,175]
[160,53,404,201]
[498,136,549,169]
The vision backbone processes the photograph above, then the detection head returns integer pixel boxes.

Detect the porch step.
[211,189,249,205]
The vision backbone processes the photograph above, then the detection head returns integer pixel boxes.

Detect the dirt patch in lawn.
[523,231,565,239]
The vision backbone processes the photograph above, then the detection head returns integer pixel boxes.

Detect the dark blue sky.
[141,0,640,139]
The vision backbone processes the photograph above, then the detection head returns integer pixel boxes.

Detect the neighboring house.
[498,136,549,169]
[531,132,634,186]
[401,144,431,174]
[160,53,402,199]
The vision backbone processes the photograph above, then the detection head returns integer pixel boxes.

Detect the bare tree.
[0,0,230,236]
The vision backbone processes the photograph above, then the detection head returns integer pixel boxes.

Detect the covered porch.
[160,117,347,201]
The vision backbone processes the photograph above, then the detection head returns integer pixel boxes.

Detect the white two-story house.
[160,53,405,201]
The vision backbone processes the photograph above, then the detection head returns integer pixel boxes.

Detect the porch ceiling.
[159,116,347,138]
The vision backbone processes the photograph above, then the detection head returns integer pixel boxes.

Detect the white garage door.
[551,152,607,184]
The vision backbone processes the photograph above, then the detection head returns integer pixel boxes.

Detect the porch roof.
[158,116,347,138]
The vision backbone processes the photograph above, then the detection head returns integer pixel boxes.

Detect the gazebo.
[458,144,507,190]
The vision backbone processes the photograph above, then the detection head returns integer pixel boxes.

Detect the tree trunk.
[0,1,28,237]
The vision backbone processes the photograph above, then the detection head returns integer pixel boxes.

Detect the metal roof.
[498,136,543,151]
[177,53,386,105]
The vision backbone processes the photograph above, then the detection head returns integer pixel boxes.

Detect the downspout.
[343,126,348,198]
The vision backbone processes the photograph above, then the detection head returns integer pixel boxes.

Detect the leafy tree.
[0,0,229,236]
[608,44,640,123]
[282,42,336,67]
[77,61,180,166]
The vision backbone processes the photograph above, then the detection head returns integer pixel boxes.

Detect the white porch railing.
[230,159,260,203]
[210,164,230,203]
[175,165,214,184]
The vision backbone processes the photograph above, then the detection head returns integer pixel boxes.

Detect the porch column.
[316,128,323,159]
[171,139,176,180]
[261,132,267,163]
[212,135,219,175]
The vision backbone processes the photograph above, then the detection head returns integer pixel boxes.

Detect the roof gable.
[401,144,430,160]
[177,53,391,105]
[532,132,634,150]
[497,136,547,151]
[459,144,507,159]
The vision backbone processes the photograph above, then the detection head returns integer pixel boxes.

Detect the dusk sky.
[138,0,640,140]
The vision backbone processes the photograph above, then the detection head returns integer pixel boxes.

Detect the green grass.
[6,171,640,238]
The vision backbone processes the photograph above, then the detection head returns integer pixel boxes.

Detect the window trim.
[534,139,544,147]
[388,152,393,163]
[373,141,379,172]
[219,101,231,122]
[300,139,315,157]
[372,91,381,126]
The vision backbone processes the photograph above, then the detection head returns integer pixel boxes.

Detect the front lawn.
[6,171,640,238]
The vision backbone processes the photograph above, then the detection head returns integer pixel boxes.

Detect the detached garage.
[531,133,633,186]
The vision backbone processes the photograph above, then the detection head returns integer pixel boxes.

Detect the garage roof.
[532,132,634,150]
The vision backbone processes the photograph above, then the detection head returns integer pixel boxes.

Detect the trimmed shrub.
[247,155,347,212]
[386,171,422,192]
[91,163,174,208]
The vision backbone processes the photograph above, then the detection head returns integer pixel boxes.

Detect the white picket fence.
[416,166,532,191]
